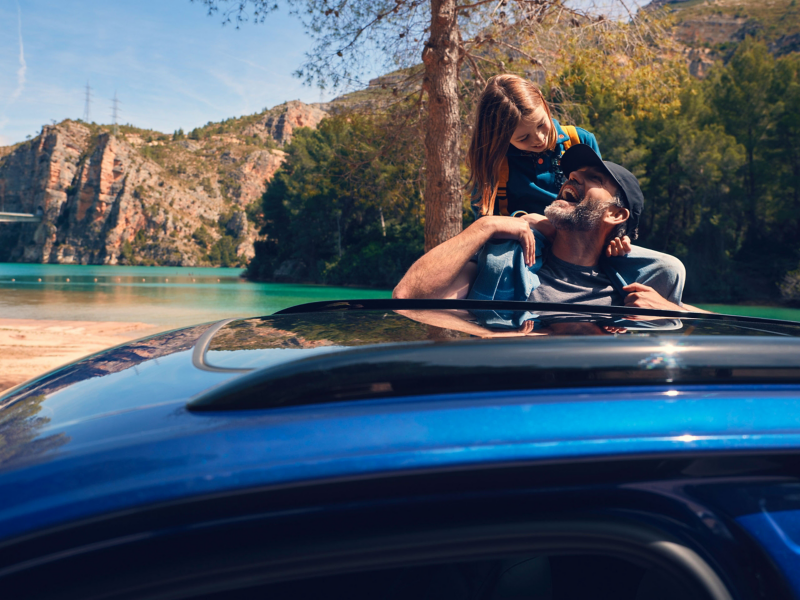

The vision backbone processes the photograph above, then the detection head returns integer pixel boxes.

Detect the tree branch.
[465,51,506,71]
[465,52,486,87]
[491,39,543,65]
[455,0,497,12]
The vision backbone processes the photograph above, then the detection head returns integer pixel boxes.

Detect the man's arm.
[623,283,711,313]
[394,309,545,337]
[393,217,536,300]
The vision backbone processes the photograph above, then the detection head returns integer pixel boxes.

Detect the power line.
[83,81,92,123]
[111,92,121,136]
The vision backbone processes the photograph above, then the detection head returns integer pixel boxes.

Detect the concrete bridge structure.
[0,212,42,223]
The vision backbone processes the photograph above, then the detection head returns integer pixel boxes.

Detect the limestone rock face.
[675,16,754,46]
[243,100,328,146]
[684,47,717,79]
[0,101,328,266]
[0,122,92,263]
[233,149,287,206]
[0,123,216,266]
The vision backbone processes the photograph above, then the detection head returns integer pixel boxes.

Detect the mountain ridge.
[0,100,329,267]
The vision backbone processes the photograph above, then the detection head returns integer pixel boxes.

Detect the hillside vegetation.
[0,101,328,267]
[246,30,800,302]
[665,0,800,44]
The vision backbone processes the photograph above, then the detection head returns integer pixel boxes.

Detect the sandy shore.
[0,319,160,393]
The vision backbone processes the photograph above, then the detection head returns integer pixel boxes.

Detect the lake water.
[1,263,799,327]
[0,263,391,330]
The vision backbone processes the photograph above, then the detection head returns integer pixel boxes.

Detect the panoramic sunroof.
[191,301,800,375]
[188,330,800,411]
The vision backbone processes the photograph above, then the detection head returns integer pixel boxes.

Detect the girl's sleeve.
[576,128,601,159]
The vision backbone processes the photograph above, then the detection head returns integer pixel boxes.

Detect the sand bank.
[0,319,159,393]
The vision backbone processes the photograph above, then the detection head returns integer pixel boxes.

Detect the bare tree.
[194,0,669,251]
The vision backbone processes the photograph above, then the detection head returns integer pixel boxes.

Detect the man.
[394,145,701,312]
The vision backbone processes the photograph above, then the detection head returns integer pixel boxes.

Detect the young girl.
[468,74,598,218]
[466,74,686,304]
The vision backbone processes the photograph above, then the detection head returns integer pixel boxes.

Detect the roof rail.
[187,336,800,411]
[274,298,799,327]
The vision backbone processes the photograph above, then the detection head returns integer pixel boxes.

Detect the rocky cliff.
[649,0,800,76]
[0,100,327,266]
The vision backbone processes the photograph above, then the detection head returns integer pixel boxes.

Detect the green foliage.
[120,240,134,262]
[217,173,242,201]
[242,38,799,298]
[549,38,799,302]
[140,144,169,166]
[200,177,215,196]
[697,39,800,299]
[208,235,241,267]
[246,109,424,288]
[780,268,800,301]
[192,226,214,249]
[321,221,425,287]
[173,128,185,141]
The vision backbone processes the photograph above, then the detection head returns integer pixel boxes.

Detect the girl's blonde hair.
[467,74,557,216]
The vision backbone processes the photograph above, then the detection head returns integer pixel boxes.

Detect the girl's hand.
[483,216,537,266]
[605,236,632,257]
[519,213,555,240]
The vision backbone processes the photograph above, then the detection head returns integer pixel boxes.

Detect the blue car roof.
[1,301,800,543]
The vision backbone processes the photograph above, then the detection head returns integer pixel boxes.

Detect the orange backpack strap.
[561,125,581,152]
[496,156,510,216]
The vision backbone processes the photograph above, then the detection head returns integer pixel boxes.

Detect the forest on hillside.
[246,32,800,305]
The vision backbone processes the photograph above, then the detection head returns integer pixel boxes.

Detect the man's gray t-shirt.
[527,251,623,305]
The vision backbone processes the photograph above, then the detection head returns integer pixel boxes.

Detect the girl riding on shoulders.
[466,73,686,304]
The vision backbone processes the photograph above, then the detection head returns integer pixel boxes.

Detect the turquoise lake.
[1,263,799,327]
[0,263,391,330]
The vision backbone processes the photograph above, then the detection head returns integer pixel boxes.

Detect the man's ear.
[605,205,629,225]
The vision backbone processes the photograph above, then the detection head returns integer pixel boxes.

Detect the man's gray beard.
[545,198,607,232]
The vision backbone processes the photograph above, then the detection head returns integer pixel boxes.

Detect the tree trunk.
[422,0,462,252]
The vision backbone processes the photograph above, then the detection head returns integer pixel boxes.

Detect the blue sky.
[0,0,356,145]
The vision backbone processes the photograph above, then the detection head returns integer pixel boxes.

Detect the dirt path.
[0,319,159,393]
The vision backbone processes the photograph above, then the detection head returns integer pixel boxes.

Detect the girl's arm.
[515,211,633,256]
[393,216,537,300]
[516,213,555,240]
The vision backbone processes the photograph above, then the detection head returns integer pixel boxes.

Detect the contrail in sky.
[9,1,27,104]
[1,1,26,137]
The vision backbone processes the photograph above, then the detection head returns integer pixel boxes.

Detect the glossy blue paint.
[738,509,800,596]
[2,383,800,545]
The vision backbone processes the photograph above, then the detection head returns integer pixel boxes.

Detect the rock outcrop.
[645,0,798,77]
[242,100,328,146]
[233,149,287,206]
[674,15,754,46]
[0,101,328,266]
